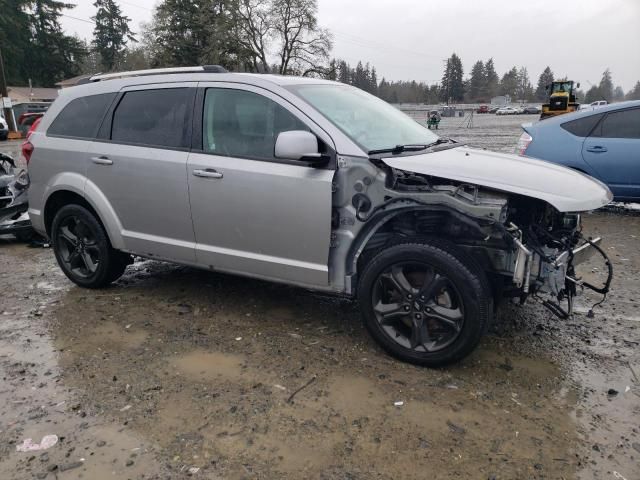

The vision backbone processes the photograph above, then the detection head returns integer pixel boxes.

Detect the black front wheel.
[51,204,129,288]
[358,239,491,367]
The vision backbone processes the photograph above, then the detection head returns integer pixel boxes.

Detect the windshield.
[551,81,573,94]
[287,84,439,152]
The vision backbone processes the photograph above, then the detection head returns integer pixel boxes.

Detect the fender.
[344,203,496,292]
[40,172,126,249]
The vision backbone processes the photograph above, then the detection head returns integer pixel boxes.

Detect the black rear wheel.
[51,204,129,288]
[358,239,491,367]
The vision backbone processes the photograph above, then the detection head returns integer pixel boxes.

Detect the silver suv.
[27,66,613,366]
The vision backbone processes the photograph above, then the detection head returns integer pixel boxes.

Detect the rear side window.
[561,113,603,137]
[591,108,640,139]
[111,88,192,148]
[47,93,115,139]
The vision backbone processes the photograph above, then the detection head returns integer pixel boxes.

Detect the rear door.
[187,83,335,287]
[86,84,197,263]
[582,107,640,199]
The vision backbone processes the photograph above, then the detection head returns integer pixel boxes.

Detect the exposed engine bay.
[347,165,612,318]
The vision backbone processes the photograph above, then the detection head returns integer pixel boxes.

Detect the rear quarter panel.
[524,123,595,176]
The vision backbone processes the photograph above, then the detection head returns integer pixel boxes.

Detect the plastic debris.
[273,384,287,391]
[235,337,242,341]
[120,404,132,412]
[394,401,404,407]
[188,467,200,474]
[16,434,58,452]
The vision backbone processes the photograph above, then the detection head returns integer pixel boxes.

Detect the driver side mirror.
[275,130,328,166]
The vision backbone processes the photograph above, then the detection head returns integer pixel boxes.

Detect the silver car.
[26,66,613,367]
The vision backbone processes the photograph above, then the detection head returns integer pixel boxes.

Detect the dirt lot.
[0,118,639,480]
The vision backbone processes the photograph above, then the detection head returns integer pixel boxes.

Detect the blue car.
[518,100,640,202]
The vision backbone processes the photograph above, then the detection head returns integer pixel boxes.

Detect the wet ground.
[1,120,639,480]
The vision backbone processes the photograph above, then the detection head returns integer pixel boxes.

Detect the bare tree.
[236,0,272,72]
[271,0,331,75]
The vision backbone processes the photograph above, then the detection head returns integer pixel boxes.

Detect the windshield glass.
[551,81,573,94]
[287,84,439,152]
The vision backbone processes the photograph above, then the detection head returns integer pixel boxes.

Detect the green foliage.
[92,0,136,71]
[440,53,464,102]
[535,66,554,101]
[626,81,640,101]
[467,60,486,102]
[499,67,518,99]
[598,68,614,102]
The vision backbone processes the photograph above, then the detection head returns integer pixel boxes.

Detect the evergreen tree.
[626,81,640,100]
[535,66,554,101]
[499,67,519,99]
[0,0,31,84]
[370,66,378,96]
[440,53,464,102]
[483,58,499,99]
[337,60,350,84]
[516,67,533,101]
[584,85,602,103]
[468,60,485,102]
[26,0,87,86]
[92,0,136,72]
[598,69,614,102]
[613,86,625,102]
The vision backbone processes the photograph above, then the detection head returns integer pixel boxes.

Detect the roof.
[530,100,640,129]
[7,86,58,102]
[55,74,92,88]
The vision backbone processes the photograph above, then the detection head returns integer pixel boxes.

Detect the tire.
[51,204,129,288]
[357,238,491,367]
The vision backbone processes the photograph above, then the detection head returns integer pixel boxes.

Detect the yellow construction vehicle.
[540,80,580,120]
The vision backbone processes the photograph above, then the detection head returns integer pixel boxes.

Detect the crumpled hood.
[382,146,612,212]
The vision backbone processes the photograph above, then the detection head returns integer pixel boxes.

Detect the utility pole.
[0,46,17,132]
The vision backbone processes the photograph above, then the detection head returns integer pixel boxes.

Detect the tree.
[584,85,601,103]
[598,68,614,102]
[0,0,31,84]
[483,58,499,99]
[499,67,519,99]
[440,53,464,103]
[92,0,136,71]
[515,67,534,101]
[535,66,554,101]
[26,0,87,86]
[467,60,486,102]
[626,81,640,100]
[146,0,206,67]
[613,85,625,102]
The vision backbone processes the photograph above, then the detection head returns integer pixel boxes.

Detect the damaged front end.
[0,153,32,238]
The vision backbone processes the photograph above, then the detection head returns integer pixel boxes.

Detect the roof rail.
[86,65,228,83]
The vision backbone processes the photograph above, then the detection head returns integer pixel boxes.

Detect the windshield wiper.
[368,138,455,156]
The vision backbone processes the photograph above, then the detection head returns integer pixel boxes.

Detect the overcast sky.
[61,0,640,91]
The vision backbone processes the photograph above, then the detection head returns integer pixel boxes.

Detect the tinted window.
[203,88,309,159]
[111,88,192,148]
[561,113,603,137]
[593,108,640,139]
[48,93,115,139]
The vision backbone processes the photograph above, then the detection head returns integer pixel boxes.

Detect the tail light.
[516,131,532,156]
[21,117,41,165]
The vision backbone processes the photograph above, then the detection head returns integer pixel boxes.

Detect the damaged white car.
[27,67,612,367]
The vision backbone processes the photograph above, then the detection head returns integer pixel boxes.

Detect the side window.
[592,108,640,139]
[561,113,603,137]
[111,88,192,148]
[202,88,310,160]
[47,93,115,139]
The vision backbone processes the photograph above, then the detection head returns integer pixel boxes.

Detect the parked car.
[522,106,542,114]
[518,100,640,201]
[578,100,609,112]
[27,66,612,367]
[488,105,502,113]
[476,105,489,114]
[496,106,519,115]
[0,116,8,141]
[17,112,45,136]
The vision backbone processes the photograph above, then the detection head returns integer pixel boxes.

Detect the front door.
[187,84,335,287]
[582,107,640,200]
[87,85,197,263]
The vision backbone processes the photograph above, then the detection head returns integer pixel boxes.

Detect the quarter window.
[111,88,192,148]
[48,93,115,139]
[592,108,640,139]
[561,113,603,137]
[202,88,309,160]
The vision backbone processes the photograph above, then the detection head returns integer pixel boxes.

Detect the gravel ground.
[0,118,639,480]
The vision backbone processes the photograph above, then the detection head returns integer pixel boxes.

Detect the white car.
[496,106,519,115]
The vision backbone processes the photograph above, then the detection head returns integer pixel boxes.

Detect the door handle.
[193,168,223,179]
[91,156,113,165]
[586,146,607,153]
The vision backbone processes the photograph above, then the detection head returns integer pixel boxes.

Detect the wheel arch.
[43,184,125,249]
[345,205,491,291]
